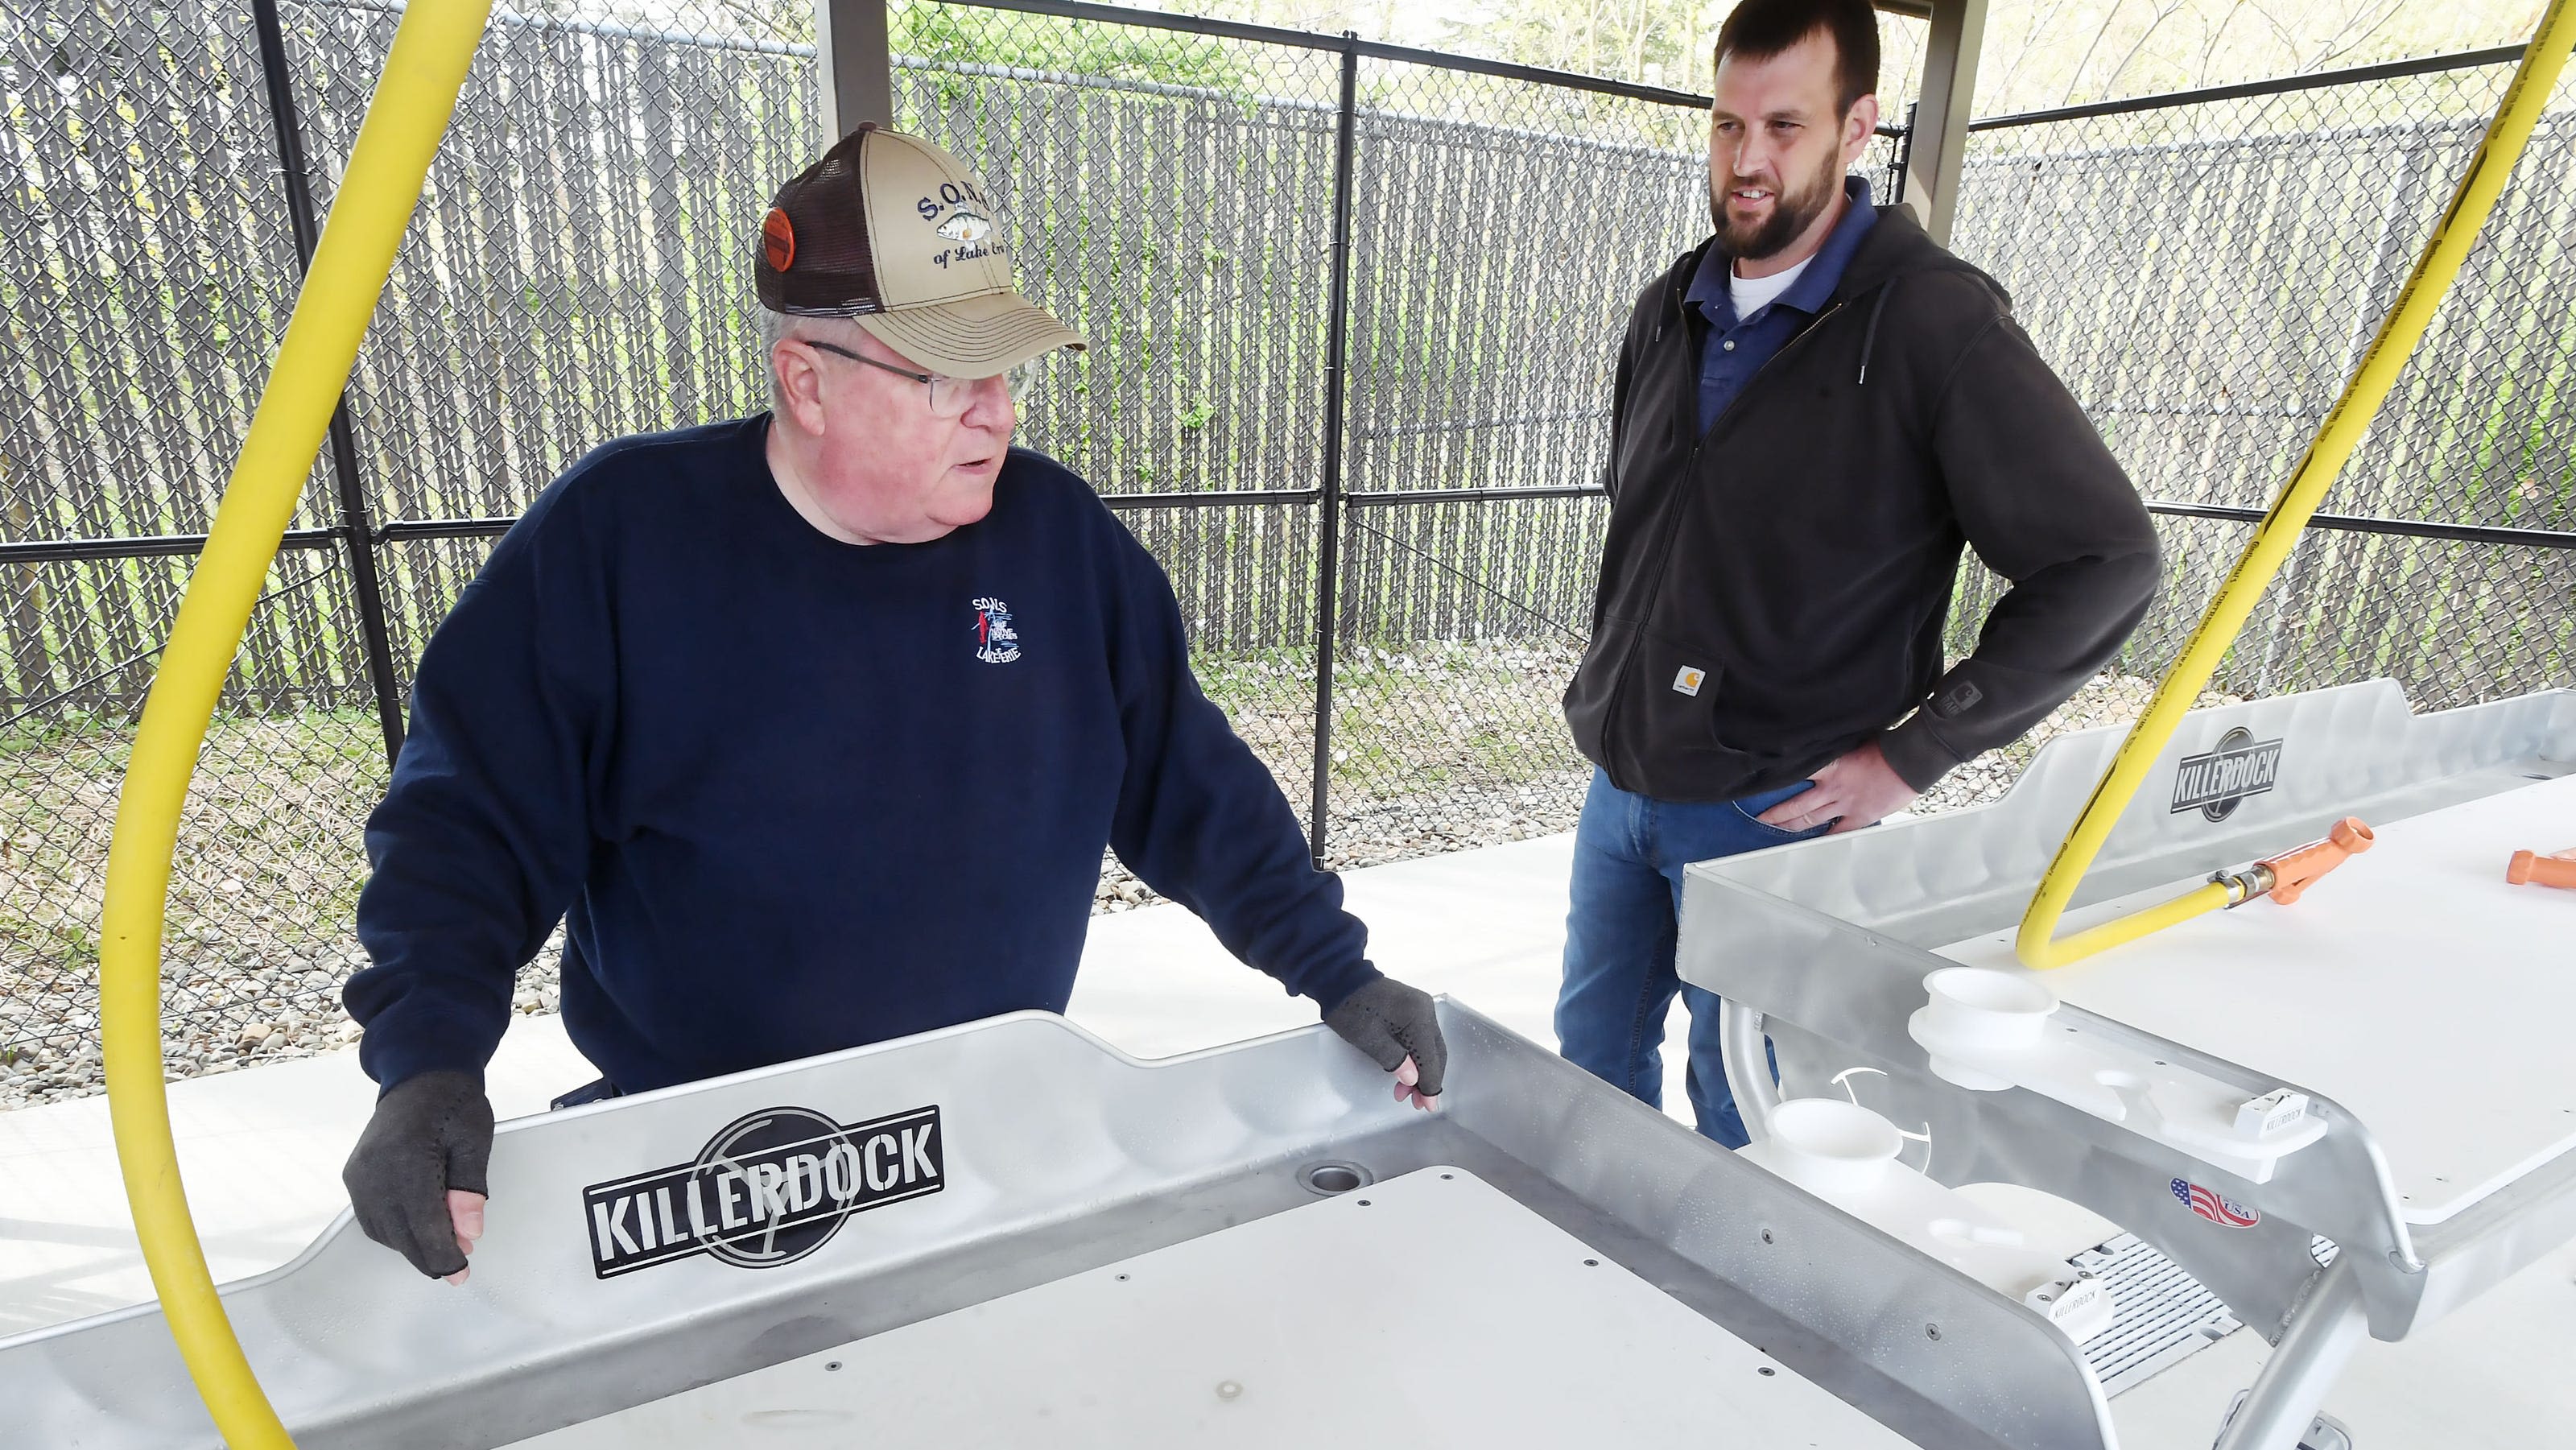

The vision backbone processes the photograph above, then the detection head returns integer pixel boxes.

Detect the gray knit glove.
[342,1070,493,1279]
[1324,977,1447,1101]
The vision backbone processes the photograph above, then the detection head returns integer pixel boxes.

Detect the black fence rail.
[1,0,2567,1097]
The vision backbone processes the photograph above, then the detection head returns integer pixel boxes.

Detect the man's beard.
[1710,151,1843,260]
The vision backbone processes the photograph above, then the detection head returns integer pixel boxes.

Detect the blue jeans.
[1555,767,1827,1147]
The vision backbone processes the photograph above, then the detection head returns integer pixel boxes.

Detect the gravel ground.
[0,671,2226,1110]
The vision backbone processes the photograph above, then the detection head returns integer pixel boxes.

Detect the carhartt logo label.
[580,1105,942,1279]
[972,597,1020,663]
[1672,666,1705,696]
[2169,727,2283,822]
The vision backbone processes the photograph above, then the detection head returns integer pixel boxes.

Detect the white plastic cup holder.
[1921,967,2059,1052]
[1764,1098,1905,1198]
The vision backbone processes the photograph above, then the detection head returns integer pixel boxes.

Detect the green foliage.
[1164,0,2547,117]
[893,3,1252,93]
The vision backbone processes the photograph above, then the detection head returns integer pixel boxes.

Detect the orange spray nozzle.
[2259,817,2375,906]
[2506,848,2576,890]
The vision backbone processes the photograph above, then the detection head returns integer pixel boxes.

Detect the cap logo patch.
[761,208,795,271]
[914,181,1005,272]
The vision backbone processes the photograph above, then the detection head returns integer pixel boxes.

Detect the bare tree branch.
[2194,0,2255,86]
[2098,0,2198,97]
[2059,0,2143,105]
[2244,0,2306,60]
[1993,0,2081,108]
[2309,0,2410,69]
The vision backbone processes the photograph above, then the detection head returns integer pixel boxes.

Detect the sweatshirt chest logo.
[972,596,1021,663]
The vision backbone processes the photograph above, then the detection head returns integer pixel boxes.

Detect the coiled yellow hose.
[2017,0,2576,969]
[97,2,492,1443]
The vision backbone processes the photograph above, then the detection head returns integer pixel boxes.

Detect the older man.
[341,125,1447,1283]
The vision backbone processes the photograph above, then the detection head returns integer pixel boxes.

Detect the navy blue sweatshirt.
[347,417,1379,1093]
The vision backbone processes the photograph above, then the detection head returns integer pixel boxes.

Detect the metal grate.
[2069,1231,2244,1396]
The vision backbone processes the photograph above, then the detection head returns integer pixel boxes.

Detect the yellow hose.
[2017,1,2576,970]
[2027,881,2233,966]
[97,3,492,1443]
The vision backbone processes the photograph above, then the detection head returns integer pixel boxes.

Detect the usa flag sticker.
[2173,1177,2260,1228]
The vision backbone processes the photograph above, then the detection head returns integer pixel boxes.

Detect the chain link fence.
[3,0,392,1096]
[1948,48,2576,704]
[3,0,2566,1103]
[893,2,1911,874]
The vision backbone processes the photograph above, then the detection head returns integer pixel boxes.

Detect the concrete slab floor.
[4,829,2570,1448]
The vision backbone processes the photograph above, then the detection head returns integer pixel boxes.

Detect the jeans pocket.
[1728,790,1831,843]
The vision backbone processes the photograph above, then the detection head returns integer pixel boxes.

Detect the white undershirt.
[1728,254,1812,321]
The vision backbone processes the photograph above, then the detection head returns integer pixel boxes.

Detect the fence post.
[250,0,409,772]
[1891,100,1918,202]
[1904,0,1988,245]
[815,0,894,141]
[1308,33,1360,867]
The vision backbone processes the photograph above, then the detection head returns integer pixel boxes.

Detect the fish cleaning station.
[1,0,2573,1448]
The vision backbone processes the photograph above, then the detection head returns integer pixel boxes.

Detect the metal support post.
[251,0,409,771]
[1308,35,1360,865]
[2213,1256,2371,1450]
[1901,0,1988,243]
[816,0,894,141]
[1889,100,1918,205]
[1719,1002,1781,1142]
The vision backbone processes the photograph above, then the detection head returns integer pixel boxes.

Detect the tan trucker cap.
[753,123,1085,378]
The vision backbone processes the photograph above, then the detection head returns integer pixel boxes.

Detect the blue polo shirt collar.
[1686,175,1876,328]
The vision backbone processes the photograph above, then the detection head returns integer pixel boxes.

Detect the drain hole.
[1299,1161,1373,1196]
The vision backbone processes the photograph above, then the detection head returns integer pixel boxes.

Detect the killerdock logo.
[2169,726,2284,823]
[580,1104,943,1279]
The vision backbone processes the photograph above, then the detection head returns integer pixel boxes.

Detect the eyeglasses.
[802,339,1034,418]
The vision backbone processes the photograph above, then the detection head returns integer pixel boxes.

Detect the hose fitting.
[2258,817,2375,906]
[2215,817,2374,907]
[2506,847,2576,890]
